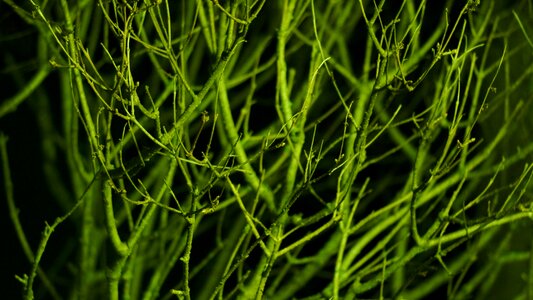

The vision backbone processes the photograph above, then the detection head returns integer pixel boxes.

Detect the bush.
[1,0,533,299]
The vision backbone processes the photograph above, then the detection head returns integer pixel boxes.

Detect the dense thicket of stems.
[1,0,533,299]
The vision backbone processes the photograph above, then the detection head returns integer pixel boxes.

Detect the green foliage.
[2,0,533,299]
